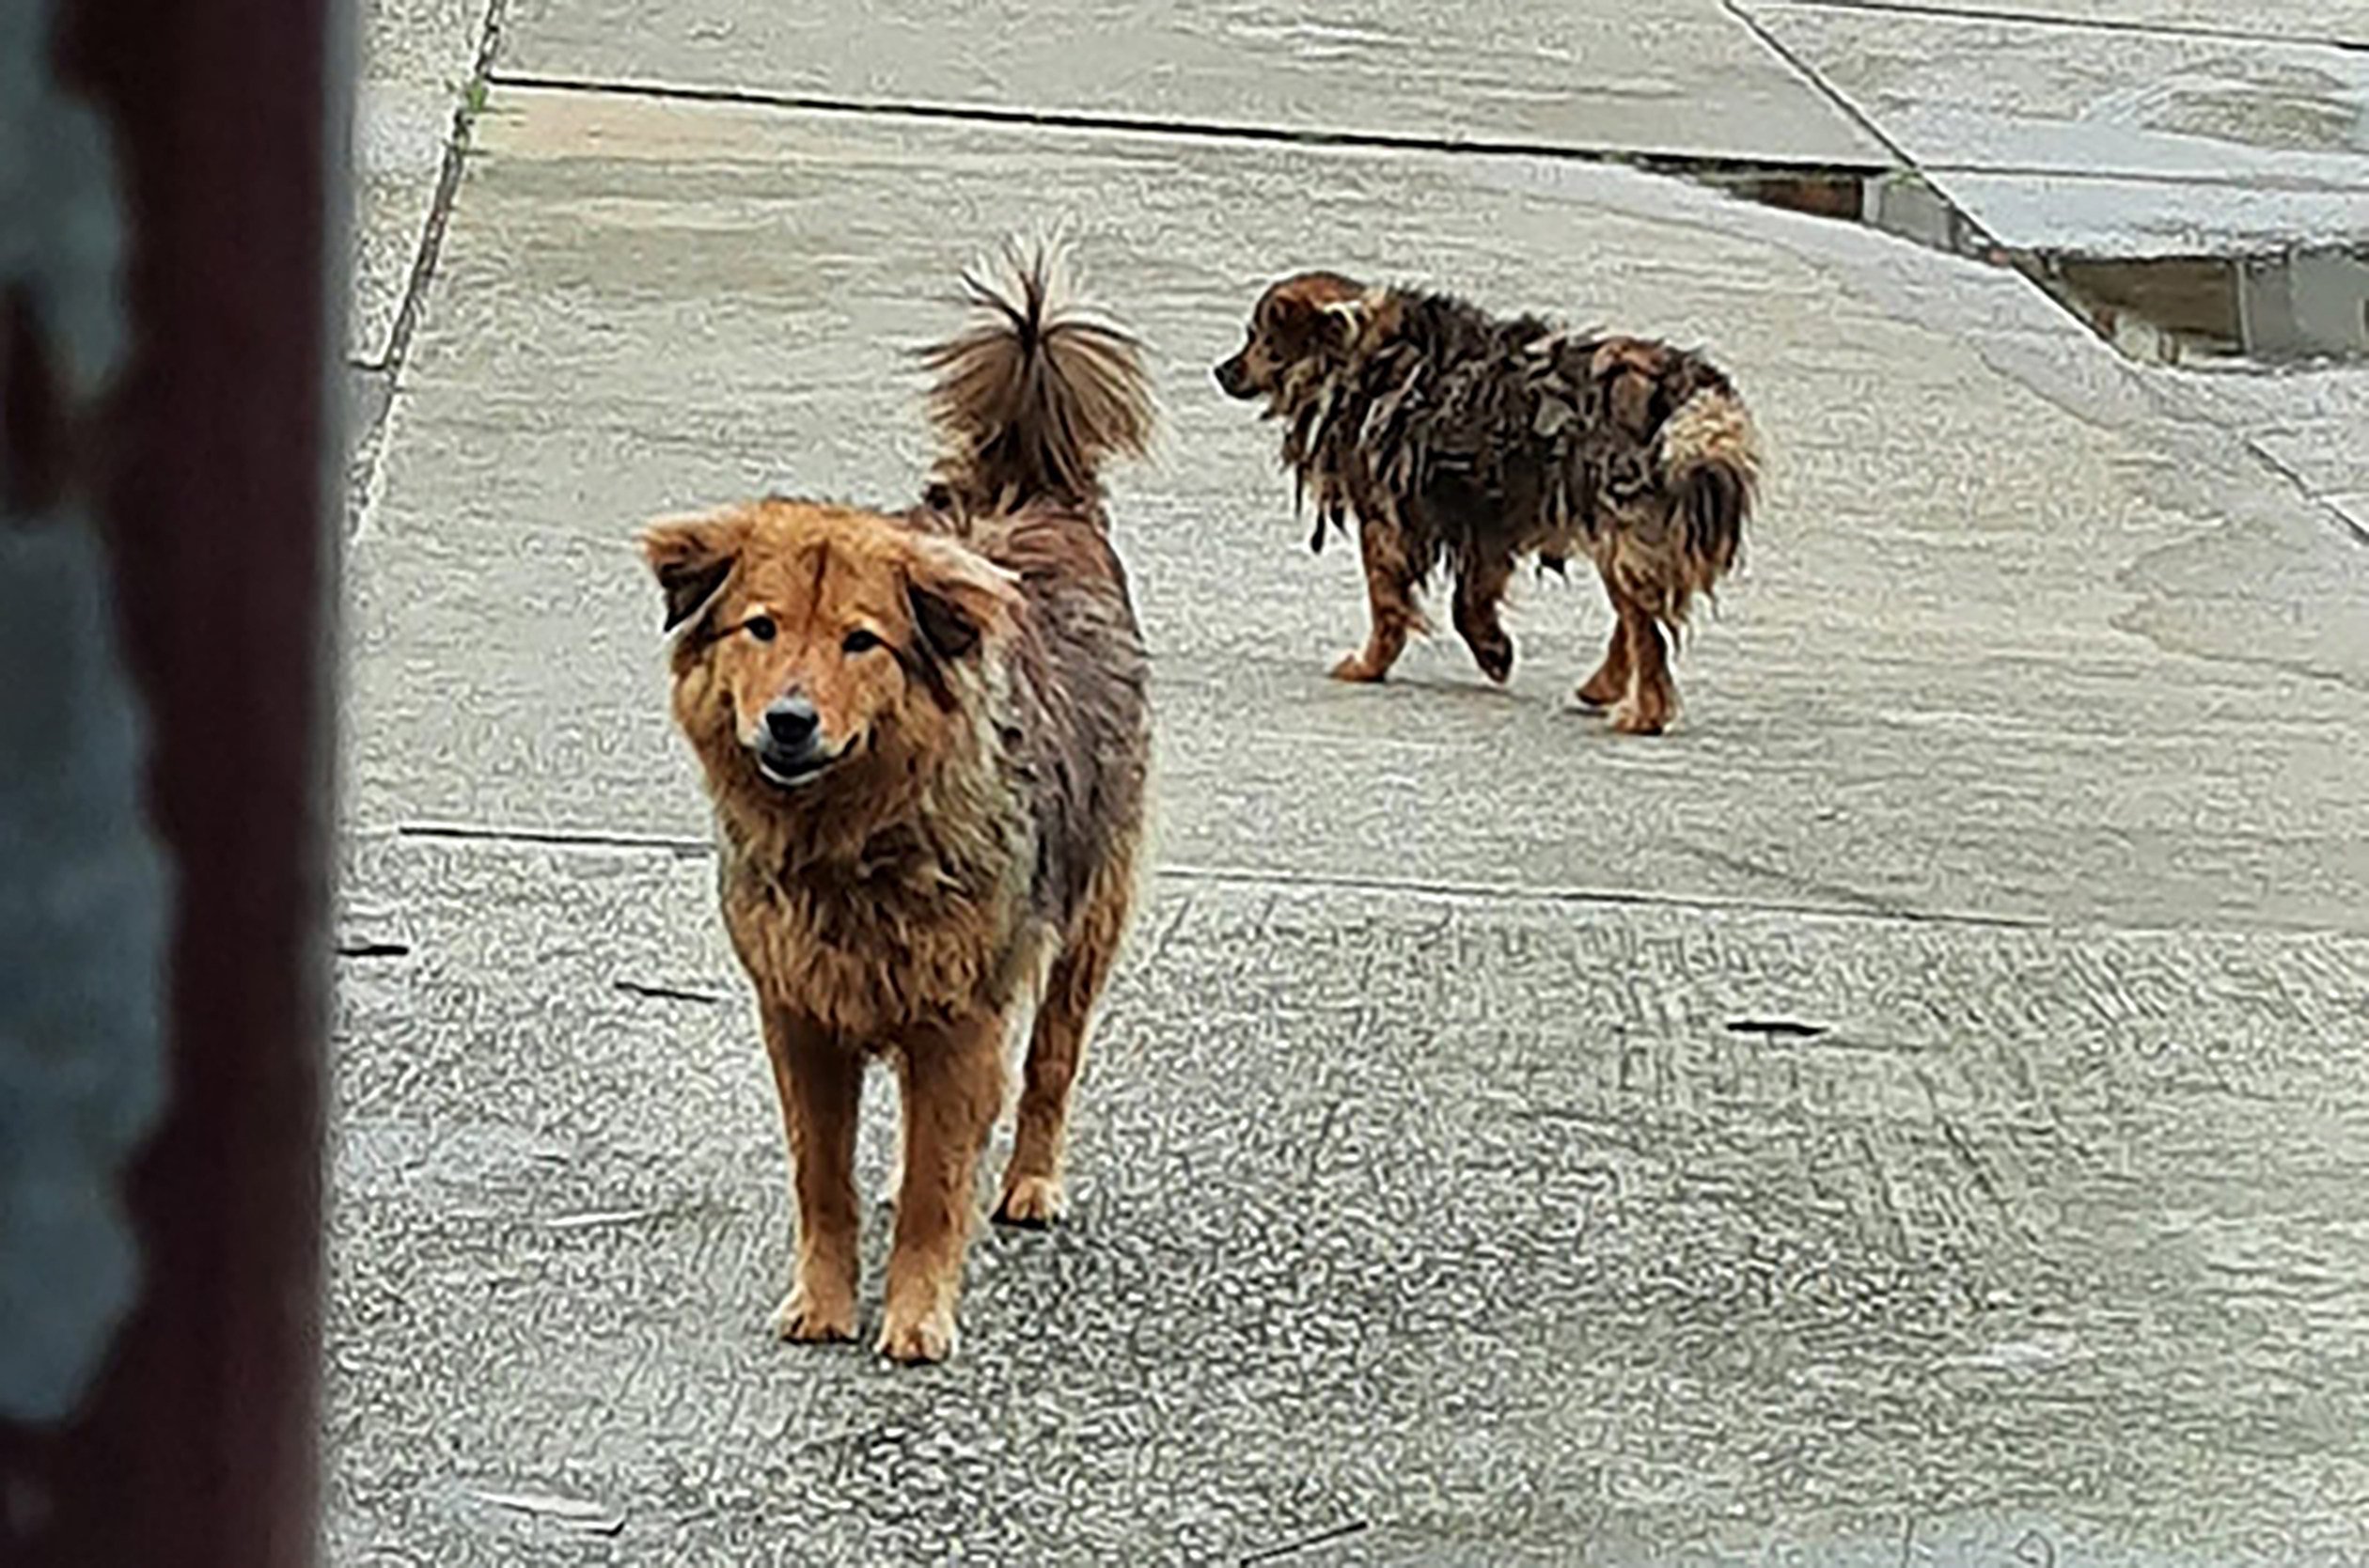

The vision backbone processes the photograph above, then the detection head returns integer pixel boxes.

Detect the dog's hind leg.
[1332,511,1422,682]
[1610,591,1677,736]
[1451,549,1516,684]
[880,1011,1006,1362]
[996,850,1137,1228]
[1576,566,1632,708]
[764,1009,863,1344]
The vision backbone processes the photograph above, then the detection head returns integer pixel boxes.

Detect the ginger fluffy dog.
[1215,272,1762,734]
[640,244,1153,1362]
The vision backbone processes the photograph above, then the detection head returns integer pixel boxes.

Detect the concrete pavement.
[496,0,1887,165]
[331,2,2369,1562]
[1749,2,2369,254]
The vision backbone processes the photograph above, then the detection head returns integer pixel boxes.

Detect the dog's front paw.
[772,1282,857,1344]
[1471,637,1514,684]
[1330,652,1386,683]
[993,1172,1064,1229]
[876,1302,958,1364]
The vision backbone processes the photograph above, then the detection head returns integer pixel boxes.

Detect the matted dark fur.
[1215,271,1763,734]
[639,242,1153,1363]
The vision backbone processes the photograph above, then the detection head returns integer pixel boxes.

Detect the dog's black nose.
[1213,357,1245,397]
[763,695,820,750]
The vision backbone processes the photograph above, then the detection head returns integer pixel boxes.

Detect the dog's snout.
[763,695,821,751]
[1213,355,1247,397]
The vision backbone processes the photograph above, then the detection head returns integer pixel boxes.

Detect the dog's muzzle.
[1212,355,1254,400]
[749,694,841,788]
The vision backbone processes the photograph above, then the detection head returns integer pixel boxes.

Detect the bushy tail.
[918,239,1156,519]
[1656,384,1762,601]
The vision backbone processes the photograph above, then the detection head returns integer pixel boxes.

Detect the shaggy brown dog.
[640,244,1154,1362]
[1215,272,1762,734]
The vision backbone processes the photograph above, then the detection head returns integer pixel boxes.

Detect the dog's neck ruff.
[712,703,1019,903]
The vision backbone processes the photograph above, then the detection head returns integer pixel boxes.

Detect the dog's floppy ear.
[1265,276,1366,348]
[1266,291,1327,339]
[903,532,1021,663]
[639,508,747,632]
[1315,296,1368,348]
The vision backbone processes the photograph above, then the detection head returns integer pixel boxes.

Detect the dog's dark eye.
[745,615,777,643]
[842,628,885,655]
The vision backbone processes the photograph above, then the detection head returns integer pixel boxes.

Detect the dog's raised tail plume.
[1656,384,1762,598]
[918,241,1155,518]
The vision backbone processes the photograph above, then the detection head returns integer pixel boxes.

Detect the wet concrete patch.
[2034,248,2369,366]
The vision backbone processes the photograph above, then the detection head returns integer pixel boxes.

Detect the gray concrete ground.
[330,2,2369,1563]
[1751,3,2369,254]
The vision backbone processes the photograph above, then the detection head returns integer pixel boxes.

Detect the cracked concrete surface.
[331,836,2369,1562]
[498,0,1888,165]
[334,1,2369,1562]
[1747,1,2369,254]
[351,0,498,368]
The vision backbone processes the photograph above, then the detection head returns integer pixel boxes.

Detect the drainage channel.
[1686,164,2369,370]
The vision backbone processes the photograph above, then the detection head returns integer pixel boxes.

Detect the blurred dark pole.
[0,0,342,1561]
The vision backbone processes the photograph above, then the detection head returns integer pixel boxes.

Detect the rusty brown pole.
[0,0,340,1560]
